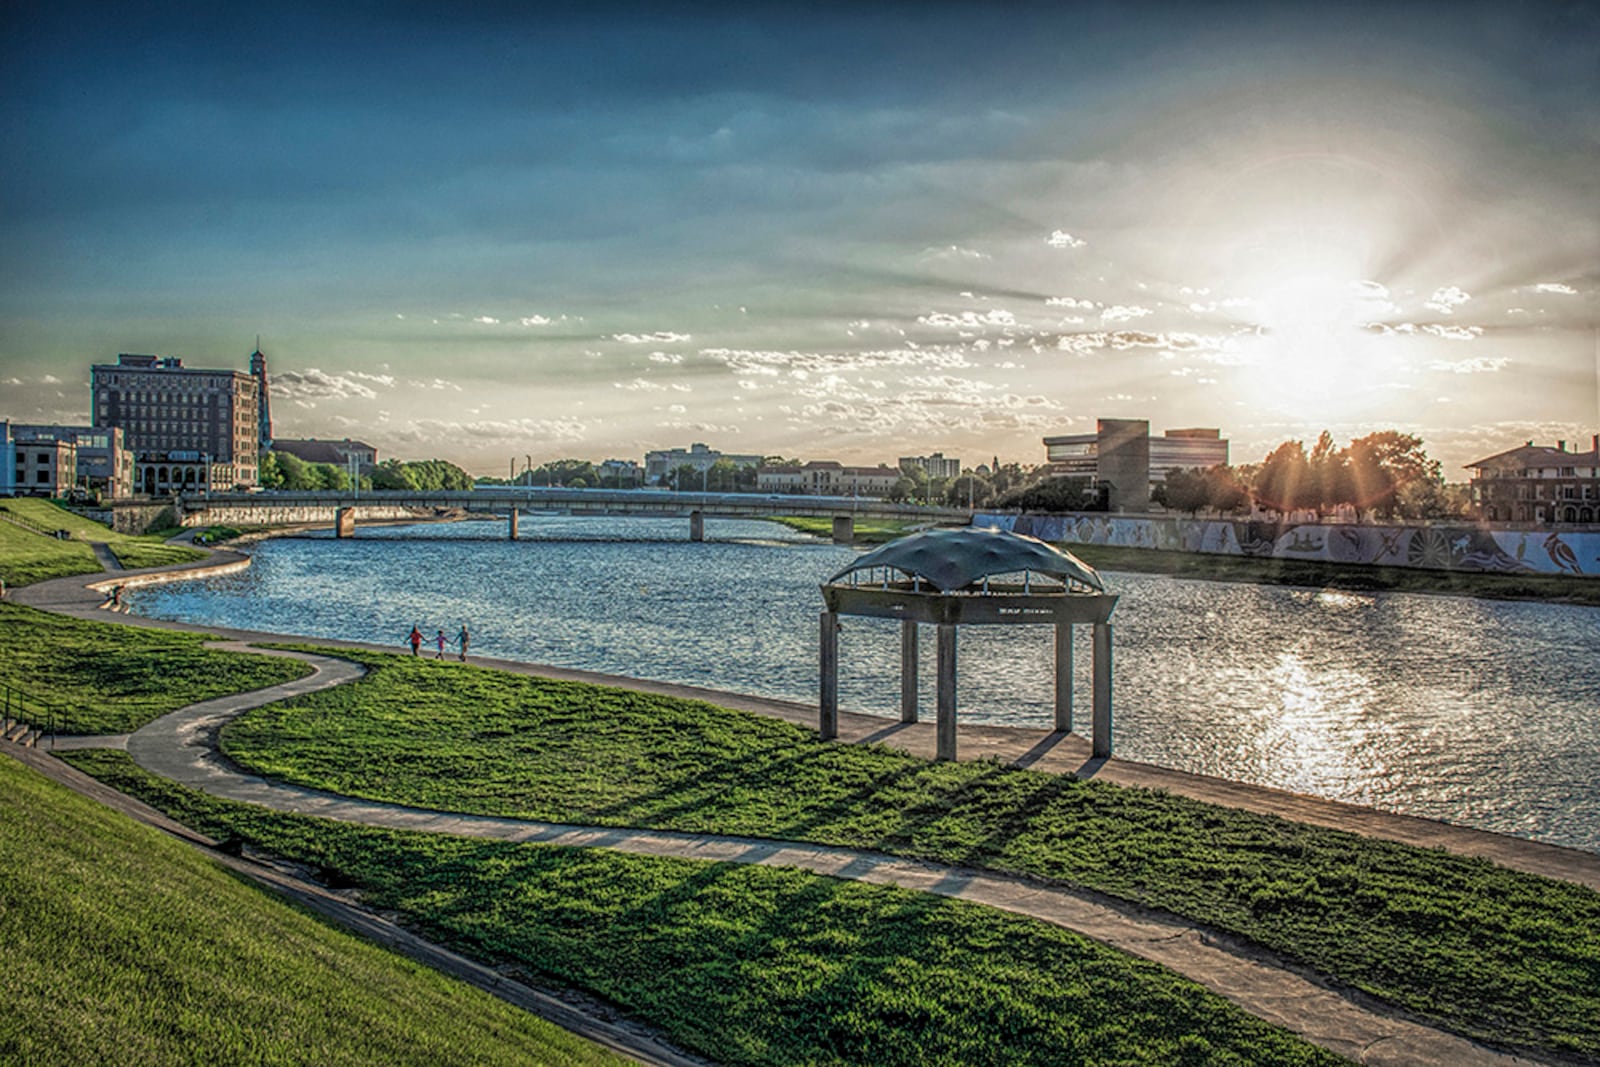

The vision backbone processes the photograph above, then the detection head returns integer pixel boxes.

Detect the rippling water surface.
[130,516,1600,852]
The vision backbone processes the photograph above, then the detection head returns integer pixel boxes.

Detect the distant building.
[599,458,642,486]
[2,432,75,497]
[1,422,133,498]
[1466,436,1600,525]
[91,351,263,492]
[1043,419,1229,512]
[757,460,899,497]
[271,438,378,471]
[899,453,961,480]
[643,443,761,485]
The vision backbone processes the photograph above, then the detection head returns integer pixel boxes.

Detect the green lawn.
[0,603,311,734]
[61,749,1350,1067]
[0,755,628,1067]
[0,499,204,585]
[768,515,923,543]
[219,650,1600,1061]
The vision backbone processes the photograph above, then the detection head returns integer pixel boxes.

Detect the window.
[36,470,48,483]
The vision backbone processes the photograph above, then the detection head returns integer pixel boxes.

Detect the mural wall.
[975,513,1600,578]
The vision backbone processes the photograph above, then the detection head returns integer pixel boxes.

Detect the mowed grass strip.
[0,498,204,580]
[0,755,627,1067]
[768,515,919,543]
[64,749,1350,1067]
[224,650,1600,1060]
[0,603,311,734]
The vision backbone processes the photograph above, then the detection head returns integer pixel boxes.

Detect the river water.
[128,516,1600,853]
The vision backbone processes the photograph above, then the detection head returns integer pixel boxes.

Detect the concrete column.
[819,611,839,741]
[1092,621,1113,758]
[936,623,957,761]
[831,515,853,544]
[334,507,355,538]
[1054,623,1073,733]
[689,510,705,542]
[508,508,519,541]
[900,619,918,723]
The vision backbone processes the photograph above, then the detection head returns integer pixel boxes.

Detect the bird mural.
[1544,533,1582,575]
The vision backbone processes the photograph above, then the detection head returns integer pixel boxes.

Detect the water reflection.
[129,516,1600,852]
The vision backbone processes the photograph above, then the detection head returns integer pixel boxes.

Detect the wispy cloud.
[1423,286,1471,315]
[1429,357,1509,374]
[393,417,587,445]
[921,245,990,261]
[407,377,465,391]
[1046,230,1087,249]
[1100,304,1153,323]
[1532,282,1578,295]
[613,331,691,344]
[917,309,1017,329]
[273,368,395,402]
[1045,296,1096,309]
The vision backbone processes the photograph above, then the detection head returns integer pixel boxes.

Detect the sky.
[2,0,1596,478]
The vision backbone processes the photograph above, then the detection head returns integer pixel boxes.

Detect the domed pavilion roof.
[827,526,1103,594]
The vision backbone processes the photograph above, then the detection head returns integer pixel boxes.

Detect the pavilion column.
[1054,623,1073,733]
[936,622,957,761]
[900,620,918,723]
[689,510,705,542]
[508,508,519,540]
[1092,621,1113,758]
[819,611,839,741]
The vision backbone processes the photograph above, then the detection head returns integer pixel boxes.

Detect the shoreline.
[15,541,1600,890]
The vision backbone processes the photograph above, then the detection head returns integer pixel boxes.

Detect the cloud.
[1,377,21,386]
[273,368,396,402]
[473,315,500,325]
[1428,357,1509,374]
[614,378,665,391]
[1099,304,1153,323]
[613,331,691,344]
[406,377,465,391]
[1365,322,1483,341]
[1423,286,1471,315]
[647,351,683,364]
[518,315,552,326]
[921,245,990,261]
[1533,283,1578,295]
[702,346,973,377]
[1046,230,1087,249]
[1045,296,1096,309]
[916,308,1017,329]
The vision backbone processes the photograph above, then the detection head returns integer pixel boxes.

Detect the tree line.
[260,453,472,492]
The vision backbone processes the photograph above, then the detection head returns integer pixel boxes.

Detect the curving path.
[53,643,1528,1067]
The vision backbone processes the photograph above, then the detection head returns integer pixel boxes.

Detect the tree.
[1252,441,1314,516]
[1157,467,1209,515]
[1307,431,1353,518]
[1347,431,1437,521]
[258,451,284,489]
[994,477,1104,512]
[1202,465,1251,514]
[942,472,993,508]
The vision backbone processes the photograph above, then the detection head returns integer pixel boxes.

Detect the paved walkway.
[25,644,1521,1066]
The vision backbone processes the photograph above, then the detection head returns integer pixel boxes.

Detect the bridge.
[163,487,974,542]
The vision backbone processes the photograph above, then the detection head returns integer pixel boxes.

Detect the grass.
[0,754,628,1067]
[0,603,311,734]
[61,749,1350,1067]
[0,498,204,585]
[769,515,922,543]
[1047,543,1600,606]
[218,650,1600,1061]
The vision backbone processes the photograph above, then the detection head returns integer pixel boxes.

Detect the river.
[127,515,1600,853]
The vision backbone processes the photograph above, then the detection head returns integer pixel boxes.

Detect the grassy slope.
[0,499,204,583]
[63,749,1348,1067]
[0,603,311,734]
[0,755,626,1067]
[219,651,1600,1060]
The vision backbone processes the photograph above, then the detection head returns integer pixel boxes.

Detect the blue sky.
[2,1,1596,476]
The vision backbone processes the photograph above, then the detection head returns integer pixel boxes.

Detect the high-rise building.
[91,352,262,493]
[251,343,273,456]
[898,453,961,480]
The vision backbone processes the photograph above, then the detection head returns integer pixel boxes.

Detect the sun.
[1233,266,1397,423]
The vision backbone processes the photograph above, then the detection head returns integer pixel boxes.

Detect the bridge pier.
[508,508,519,540]
[689,510,705,542]
[335,507,356,538]
[832,515,854,544]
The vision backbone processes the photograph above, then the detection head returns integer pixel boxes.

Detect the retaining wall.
[976,513,1600,579]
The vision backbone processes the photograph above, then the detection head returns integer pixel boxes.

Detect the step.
[3,722,29,743]
[18,728,39,748]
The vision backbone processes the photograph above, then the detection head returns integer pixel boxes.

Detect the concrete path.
[82,644,1530,1066]
[88,542,123,571]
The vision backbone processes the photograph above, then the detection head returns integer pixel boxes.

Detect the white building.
[643,442,761,485]
[899,452,961,480]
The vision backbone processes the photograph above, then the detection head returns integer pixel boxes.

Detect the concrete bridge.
[162,487,973,542]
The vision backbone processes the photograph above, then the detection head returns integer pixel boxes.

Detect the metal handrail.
[2,680,58,749]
